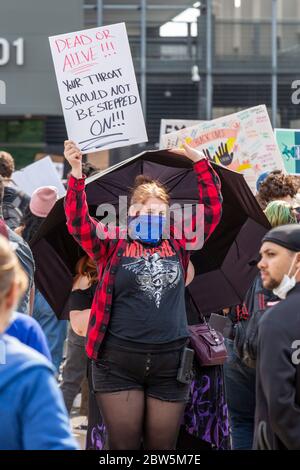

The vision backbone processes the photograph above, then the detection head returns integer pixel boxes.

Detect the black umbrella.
[30,149,270,319]
[187,166,270,315]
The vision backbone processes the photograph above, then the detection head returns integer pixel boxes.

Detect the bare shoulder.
[72,274,90,291]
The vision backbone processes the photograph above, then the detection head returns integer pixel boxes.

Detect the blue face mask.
[128,214,166,244]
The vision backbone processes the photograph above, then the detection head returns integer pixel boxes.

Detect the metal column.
[97,0,103,26]
[206,0,212,120]
[271,0,278,127]
[140,0,147,117]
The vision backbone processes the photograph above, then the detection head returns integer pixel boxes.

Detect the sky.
[160,5,200,37]
[159,0,242,36]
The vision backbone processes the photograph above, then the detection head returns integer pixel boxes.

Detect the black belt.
[102,333,187,354]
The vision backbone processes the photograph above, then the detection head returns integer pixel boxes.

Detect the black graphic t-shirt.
[108,239,189,343]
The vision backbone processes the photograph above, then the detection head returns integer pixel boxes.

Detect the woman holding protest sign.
[64,139,222,450]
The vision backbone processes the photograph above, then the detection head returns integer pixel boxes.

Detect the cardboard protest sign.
[49,23,148,154]
[52,162,64,179]
[12,157,66,197]
[160,105,285,194]
[159,119,202,148]
[274,128,300,174]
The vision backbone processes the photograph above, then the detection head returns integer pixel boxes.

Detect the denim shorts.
[91,335,191,402]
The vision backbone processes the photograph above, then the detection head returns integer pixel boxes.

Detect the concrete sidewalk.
[71,414,87,450]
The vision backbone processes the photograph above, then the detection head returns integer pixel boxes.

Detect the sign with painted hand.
[160,105,285,194]
[274,128,300,174]
[49,23,148,153]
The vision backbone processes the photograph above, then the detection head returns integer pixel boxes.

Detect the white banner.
[159,119,202,148]
[49,23,148,154]
[12,157,66,198]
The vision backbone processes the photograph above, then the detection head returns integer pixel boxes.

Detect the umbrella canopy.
[187,166,270,315]
[30,149,270,319]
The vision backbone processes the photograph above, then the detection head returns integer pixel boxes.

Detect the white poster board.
[159,119,202,148]
[49,23,148,154]
[52,162,65,179]
[12,157,66,197]
[161,105,285,194]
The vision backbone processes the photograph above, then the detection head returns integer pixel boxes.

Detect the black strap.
[188,289,207,325]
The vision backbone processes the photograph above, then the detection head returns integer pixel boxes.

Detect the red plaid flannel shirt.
[65,159,222,359]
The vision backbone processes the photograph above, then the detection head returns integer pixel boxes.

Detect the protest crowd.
[0,124,300,451]
[1,13,300,454]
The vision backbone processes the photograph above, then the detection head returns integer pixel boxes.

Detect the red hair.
[130,175,169,206]
[74,255,98,285]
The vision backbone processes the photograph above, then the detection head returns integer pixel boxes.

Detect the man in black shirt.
[254,224,300,449]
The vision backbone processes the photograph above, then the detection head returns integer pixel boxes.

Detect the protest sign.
[49,23,148,154]
[274,128,300,174]
[159,119,202,148]
[52,162,64,179]
[160,105,285,194]
[12,157,66,197]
